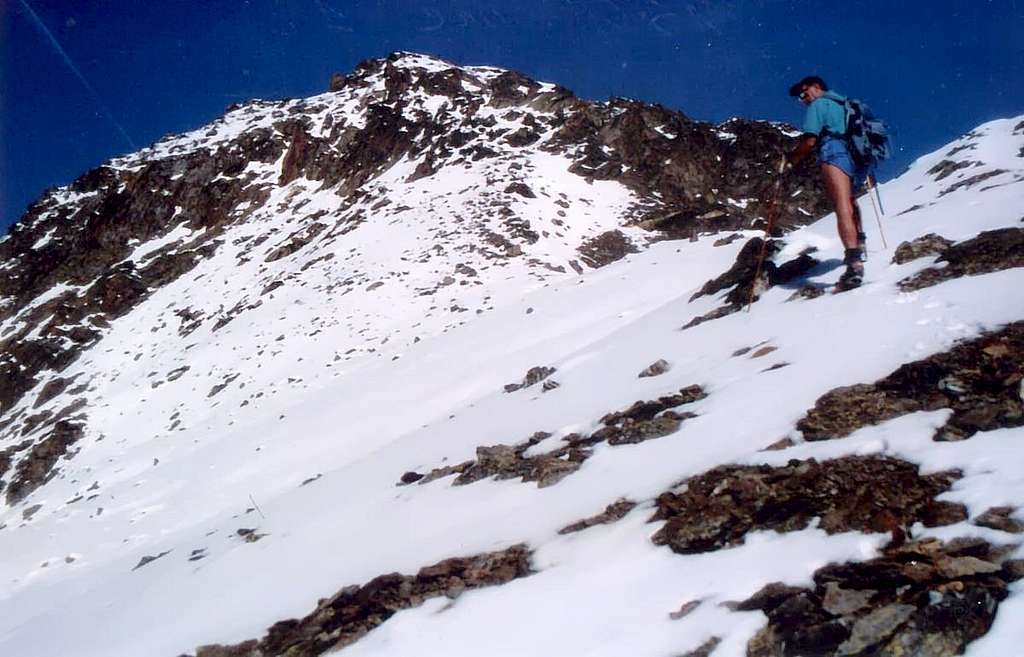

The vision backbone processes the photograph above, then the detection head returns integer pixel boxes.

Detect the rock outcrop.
[743,538,1023,657]
[651,456,964,555]
[405,385,707,488]
[797,321,1024,442]
[191,544,532,657]
[898,227,1024,291]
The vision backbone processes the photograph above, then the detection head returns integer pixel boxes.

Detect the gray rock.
[822,582,875,615]
[638,359,671,378]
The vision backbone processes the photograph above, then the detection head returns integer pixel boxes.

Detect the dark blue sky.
[3,1,1022,229]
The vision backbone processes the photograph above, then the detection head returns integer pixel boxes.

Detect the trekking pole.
[869,173,886,215]
[747,157,786,312]
[865,175,888,250]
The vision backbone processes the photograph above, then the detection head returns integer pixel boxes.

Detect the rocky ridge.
[0,52,827,503]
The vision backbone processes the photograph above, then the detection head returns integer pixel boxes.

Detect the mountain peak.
[4,52,1022,657]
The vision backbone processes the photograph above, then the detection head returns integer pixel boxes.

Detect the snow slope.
[0,67,1023,656]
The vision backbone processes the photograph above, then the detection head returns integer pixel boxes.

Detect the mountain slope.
[0,54,1023,657]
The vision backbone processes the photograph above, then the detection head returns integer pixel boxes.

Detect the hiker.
[784,75,868,287]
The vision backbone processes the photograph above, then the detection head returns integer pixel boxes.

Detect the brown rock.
[742,538,1016,657]
[191,544,531,657]
[559,499,637,534]
[678,636,720,657]
[669,599,702,620]
[892,232,954,264]
[651,456,959,555]
[577,230,638,268]
[899,227,1024,291]
[973,506,1024,533]
[638,358,671,378]
[503,365,556,392]
[797,321,1024,442]
[6,420,85,504]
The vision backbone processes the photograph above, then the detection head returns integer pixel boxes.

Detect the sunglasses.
[798,89,811,102]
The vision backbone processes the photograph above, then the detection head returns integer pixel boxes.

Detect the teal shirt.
[802,91,847,137]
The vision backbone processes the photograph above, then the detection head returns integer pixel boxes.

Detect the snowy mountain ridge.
[0,53,1023,657]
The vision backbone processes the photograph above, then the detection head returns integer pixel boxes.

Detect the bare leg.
[821,163,859,249]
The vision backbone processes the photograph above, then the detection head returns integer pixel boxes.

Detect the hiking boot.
[857,232,868,261]
[838,248,865,288]
[839,261,864,287]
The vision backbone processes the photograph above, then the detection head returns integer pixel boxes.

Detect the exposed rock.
[33,376,73,409]
[679,636,720,657]
[413,386,705,489]
[744,538,1022,657]
[166,365,191,382]
[680,304,739,331]
[940,169,1007,195]
[927,159,976,181]
[760,437,796,451]
[599,385,707,426]
[558,499,637,534]
[503,365,557,392]
[796,321,1024,441]
[686,238,819,325]
[236,528,267,543]
[133,550,172,571]
[669,599,703,620]
[821,582,875,616]
[973,506,1024,533]
[22,503,43,520]
[651,456,962,555]
[263,222,328,262]
[398,471,424,485]
[713,233,744,247]
[503,182,535,198]
[577,230,638,268]
[898,227,1024,291]
[1,129,279,417]
[208,373,240,398]
[452,441,585,489]
[454,263,477,277]
[191,545,531,657]
[593,385,704,445]
[600,413,685,446]
[638,359,671,378]
[689,237,777,303]
[6,420,85,504]
[892,232,954,264]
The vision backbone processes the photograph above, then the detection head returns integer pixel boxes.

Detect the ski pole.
[865,175,888,250]
[747,157,786,312]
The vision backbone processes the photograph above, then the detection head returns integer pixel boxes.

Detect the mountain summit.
[0,51,826,428]
[1,54,1023,657]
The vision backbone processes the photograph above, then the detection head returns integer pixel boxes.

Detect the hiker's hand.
[779,156,794,175]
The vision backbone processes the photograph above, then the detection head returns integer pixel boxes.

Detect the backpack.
[840,97,891,169]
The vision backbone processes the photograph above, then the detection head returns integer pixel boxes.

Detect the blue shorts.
[819,137,867,187]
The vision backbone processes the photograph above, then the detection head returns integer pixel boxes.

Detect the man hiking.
[785,75,868,288]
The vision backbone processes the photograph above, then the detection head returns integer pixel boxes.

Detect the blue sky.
[3,0,1022,229]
